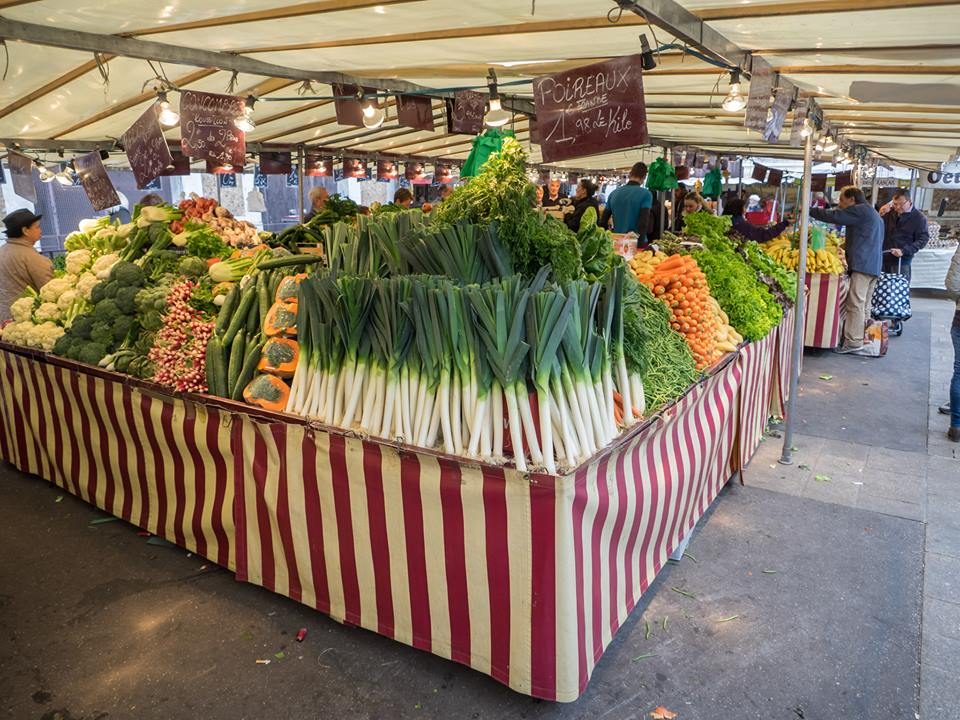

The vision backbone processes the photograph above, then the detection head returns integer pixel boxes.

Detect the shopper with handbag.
[945,241,960,442]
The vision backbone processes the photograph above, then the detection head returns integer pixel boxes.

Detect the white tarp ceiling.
[1,0,958,172]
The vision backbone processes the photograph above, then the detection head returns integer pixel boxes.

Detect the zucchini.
[205,336,227,397]
[215,285,240,335]
[227,328,246,395]
[222,285,257,348]
[256,253,325,271]
[245,280,261,336]
[257,273,271,326]
[232,338,266,400]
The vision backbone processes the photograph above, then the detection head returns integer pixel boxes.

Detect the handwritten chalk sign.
[160,152,191,176]
[305,155,333,177]
[343,158,367,179]
[7,151,37,203]
[259,151,291,175]
[397,95,435,132]
[74,151,120,211]
[377,160,398,181]
[744,66,774,133]
[405,162,425,181]
[446,91,486,135]
[180,90,246,168]
[533,55,648,164]
[122,104,173,189]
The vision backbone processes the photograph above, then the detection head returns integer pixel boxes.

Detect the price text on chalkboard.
[7,151,37,203]
[74,151,120,211]
[533,55,648,163]
[446,91,486,135]
[180,90,246,168]
[123,104,174,189]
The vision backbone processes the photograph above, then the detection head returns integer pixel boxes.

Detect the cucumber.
[232,338,265,401]
[222,285,257,348]
[205,336,227,397]
[245,281,261,336]
[256,253,324,270]
[227,328,246,395]
[258,272,271,320]
[269,269,283,301]
[215,285,240,335]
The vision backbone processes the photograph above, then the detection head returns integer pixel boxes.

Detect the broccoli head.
[77,342,108,366]
[52,333,73,357]
[109,261,145,288]
[69,315,94,341]
[89,282,108,305]
[112,315,137,343]
[114,286,140,315]
[93,298,121,324]
[90,321,114,348]
[104,281,120,299]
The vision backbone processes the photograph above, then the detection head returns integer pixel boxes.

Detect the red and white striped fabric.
[231,360,743,701]
[0,344,747,701]
[0,348,235,570]
[804,273,849,348]
[735,331,777,470]
[770,308,798,418]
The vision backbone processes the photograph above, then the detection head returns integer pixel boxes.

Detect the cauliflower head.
[10,296,37,323]
[1,321,35,346]
[56,290,79,311]
[92,253,120,280]
[65,249,93,275]
[25,321,64,351]
[34,302,61,323]
[76,272,99,300]
[39,275,78,303]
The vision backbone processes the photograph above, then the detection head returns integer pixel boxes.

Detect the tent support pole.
[779,133,813,465]
[297,145,305,222]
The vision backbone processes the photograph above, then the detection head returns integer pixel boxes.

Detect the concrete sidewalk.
[0,297,956,720]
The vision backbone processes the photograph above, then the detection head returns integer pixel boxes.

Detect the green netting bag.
[646,157,678,192]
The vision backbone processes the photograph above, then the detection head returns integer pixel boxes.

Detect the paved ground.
[1,295,957,720]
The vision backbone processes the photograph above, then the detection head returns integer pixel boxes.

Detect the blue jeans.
[952,309,960,428]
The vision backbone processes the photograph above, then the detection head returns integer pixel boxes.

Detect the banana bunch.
[708,296,743,353]
[763,243,844,274]
[628,249,664,280]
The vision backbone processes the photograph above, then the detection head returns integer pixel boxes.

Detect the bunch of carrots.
[633,253,724,371]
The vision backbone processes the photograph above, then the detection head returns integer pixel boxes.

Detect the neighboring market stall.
[2,0,959,704]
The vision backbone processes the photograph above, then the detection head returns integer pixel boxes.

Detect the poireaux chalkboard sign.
[74,151,121,211]
[179,90,246,168]
[533,55,649,163]
[122,104,174,189]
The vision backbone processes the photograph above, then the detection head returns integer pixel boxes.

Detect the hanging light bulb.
[156,90,180,127]
[483,69,511,128]
[721,69,747,113]
[361,93,386,129]
[800,118,814,138]
[34,160,56,183]
[55,164,76,186]
[234,95,257,132]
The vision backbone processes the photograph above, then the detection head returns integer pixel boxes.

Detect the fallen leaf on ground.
[633,653,657,662]
[662,616,669,631]
[814,474,831,482]
[55,496,63,503]
[716,615,740,623]
[683,551,697,563]
[650,707,678,719]
[645,620,652,640]
[819,374,833,381]
[671,587,697,600]
[762,570,778,575]
[274,651,286,660]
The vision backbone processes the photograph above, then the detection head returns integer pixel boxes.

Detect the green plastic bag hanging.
[702,167,722,199]
[461,128,516,178]
[646,157,678,192]
[810,224,826,251]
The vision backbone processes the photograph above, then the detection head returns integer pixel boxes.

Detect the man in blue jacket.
[810,186,884,354]
[880,188,929,280]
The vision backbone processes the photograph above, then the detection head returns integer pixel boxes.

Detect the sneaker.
[834,344,864,354]
[939,402,952,415]
[948,427,960,443]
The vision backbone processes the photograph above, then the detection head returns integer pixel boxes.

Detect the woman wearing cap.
[0,210,53,322]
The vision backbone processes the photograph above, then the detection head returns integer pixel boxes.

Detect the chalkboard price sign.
[122,104,173,189]
[533,55,648,164]
[7,151,37,203]
[180,90,246,168]
[446,91,486,135]
[74,151,120,211]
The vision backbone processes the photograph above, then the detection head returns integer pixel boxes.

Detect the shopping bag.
[871,258,912,321]
[858,320,890,357]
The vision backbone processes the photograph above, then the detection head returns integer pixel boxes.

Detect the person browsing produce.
[0,209,53,323]
[541,179,563,208]
[393,188,414,209]
[879,188,929,281]
[722,198,792,243]
[600,162,653,246]
[809,185,884,354]
[682,192,709,219]
[304,187,330,222]
[944,240,960,441]
[564,179,602,232]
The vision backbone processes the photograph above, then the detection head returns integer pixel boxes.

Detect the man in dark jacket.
[722,198,792,242]
[880,188,929,280]
[810,186,884,354]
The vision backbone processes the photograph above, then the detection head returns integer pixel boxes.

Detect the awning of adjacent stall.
[0,0,958,171]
